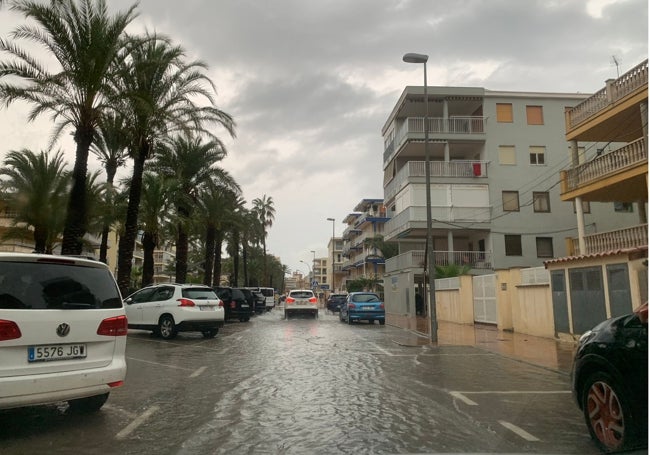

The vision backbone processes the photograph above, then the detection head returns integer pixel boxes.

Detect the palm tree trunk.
[33,225,47,254]
[212,229,223,286]
[175,219,188,283]
[262,238,268,286]
[117,145,147,296]
[141,231,156,287]
[203,224,216,286]
[242,242,248,286]
[61,128,93,255]
[99,166,117,264]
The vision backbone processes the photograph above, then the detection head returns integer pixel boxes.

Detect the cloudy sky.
[0,0,647,276]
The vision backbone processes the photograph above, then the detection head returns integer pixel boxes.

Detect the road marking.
[190,366,207,378]
[116,406,159,440]
[369,342,395,356]
[127,356,194,371]
[499,420,540,441]
[449,391,478,406]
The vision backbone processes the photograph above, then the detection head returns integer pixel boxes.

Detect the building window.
[536,237,554,258]
[614,202,634,213]
[498,145,516,165]
[529,146,545,165]
[533,192,550,212]
[526,105,544,125]
[505,235,522,256]
[573,200,591,214]
[502,191,520,211]
[496,103,513,123]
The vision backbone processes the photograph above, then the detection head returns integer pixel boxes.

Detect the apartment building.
[326,236,344,293]
[311,257,327,289]
[341,199,390,287]
[381,85,639,319]
[546,59,648,335]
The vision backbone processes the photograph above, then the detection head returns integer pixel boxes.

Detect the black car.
[571,302,648,452]
[250,290,266,315]
[214,286,251,322]
[326,293,347,312]
[237,288,257,316]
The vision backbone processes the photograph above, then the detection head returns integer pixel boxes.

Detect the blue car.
[340,292,385,325]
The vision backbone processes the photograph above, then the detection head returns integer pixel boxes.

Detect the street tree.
[251,195,275,286]
[0,0,138,255]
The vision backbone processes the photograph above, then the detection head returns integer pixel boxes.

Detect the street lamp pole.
[403,52,437,343]
[299,260,312,289]
[326,217,335,293]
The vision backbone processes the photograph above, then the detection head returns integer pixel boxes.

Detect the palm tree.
[91,113,129,263]
[0,0,138,255]
[252,195,276,286]
[0,149,69,253]
[111,32,235,295]
[139,172,173,287]
[152,134,238,284]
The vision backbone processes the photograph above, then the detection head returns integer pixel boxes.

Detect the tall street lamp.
[326,217,335,293]
[403,52,438,343]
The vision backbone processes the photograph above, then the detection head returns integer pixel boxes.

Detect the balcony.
[565,59,647,142]
[385,250,493,273]
[384,116,486,163]
[560,138,647,202]
[570,224,648,256]
[384,160,489,202]
[384,205,491,241]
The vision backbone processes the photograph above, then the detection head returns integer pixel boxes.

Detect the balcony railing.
[566,59,648,129]
[384,206,491,240]
[572,224,648,255]
[384,160,489,201]
[562,138,646,192]
[385,250,492,273]
[384,116,486,162]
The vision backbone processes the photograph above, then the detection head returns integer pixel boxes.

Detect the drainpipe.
[569,140,586,254]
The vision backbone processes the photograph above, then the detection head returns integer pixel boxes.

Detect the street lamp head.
[403,53,428,64]
[326,217,334,222]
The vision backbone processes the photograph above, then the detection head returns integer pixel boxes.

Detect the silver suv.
[0,253,127,412]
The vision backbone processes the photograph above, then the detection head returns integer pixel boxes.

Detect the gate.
[472,274,497,324]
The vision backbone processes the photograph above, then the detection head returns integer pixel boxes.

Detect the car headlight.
[578,329,593,344]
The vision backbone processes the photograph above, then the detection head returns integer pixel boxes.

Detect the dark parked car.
[250,290,266,315]
[339,292,385,325]
[237,288,257,316]
[326,293,347,312]
[214,286,251,322]
[571,302,648,452]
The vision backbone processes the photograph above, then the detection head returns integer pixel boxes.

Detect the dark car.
[250,290,266,315]
[237,288,257,316]
[571,302,648,452]
[214,286,251,322]
[326,293,347,312]
[339,292,385,325]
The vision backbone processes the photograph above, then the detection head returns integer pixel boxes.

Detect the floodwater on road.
[0,308,605,455]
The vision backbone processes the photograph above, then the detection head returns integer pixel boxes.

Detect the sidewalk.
[390,319,578,375]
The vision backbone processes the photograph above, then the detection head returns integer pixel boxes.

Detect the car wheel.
[379,320,385,325]
[347,314,352,324]
[68,393,109,413]
[201,329,218,338]
[284,311,289,320]
[158,315,177,340]
[582,371,635,452]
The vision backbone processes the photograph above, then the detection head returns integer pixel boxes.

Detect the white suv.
[284,289,318,319]
[124,284,224,339]
[0,253,127,412]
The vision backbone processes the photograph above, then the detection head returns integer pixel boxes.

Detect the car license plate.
[28,344,87,362]
[199,306,213,311]
[363,306,374,310]
[241,304,249,308]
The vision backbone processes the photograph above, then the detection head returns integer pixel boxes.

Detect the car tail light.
[97,315,128,336]
[230,301,236,309]
[348,303,356,309]
[108,380,124,388]
[0,320,21,341]
[309,297,317,304]
[177,298,195,307]
[380,303,385,309]
[286,297,295,304]
[218,300,224,307]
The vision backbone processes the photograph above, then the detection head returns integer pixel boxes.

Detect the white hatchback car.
[284,289,318,319]
[124,284,224,339]
[0,253,127,412]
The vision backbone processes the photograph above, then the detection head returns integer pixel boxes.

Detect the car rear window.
[182,288,218,300]
[0,261,122,310]
[351,294,380,303]
[261,288,274,297]
[290,291,314,299]
[231,289,246,300]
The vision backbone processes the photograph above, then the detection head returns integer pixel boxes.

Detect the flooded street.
[1,309,605,454]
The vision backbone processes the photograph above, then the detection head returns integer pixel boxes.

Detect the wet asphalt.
[0,308,624,454]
